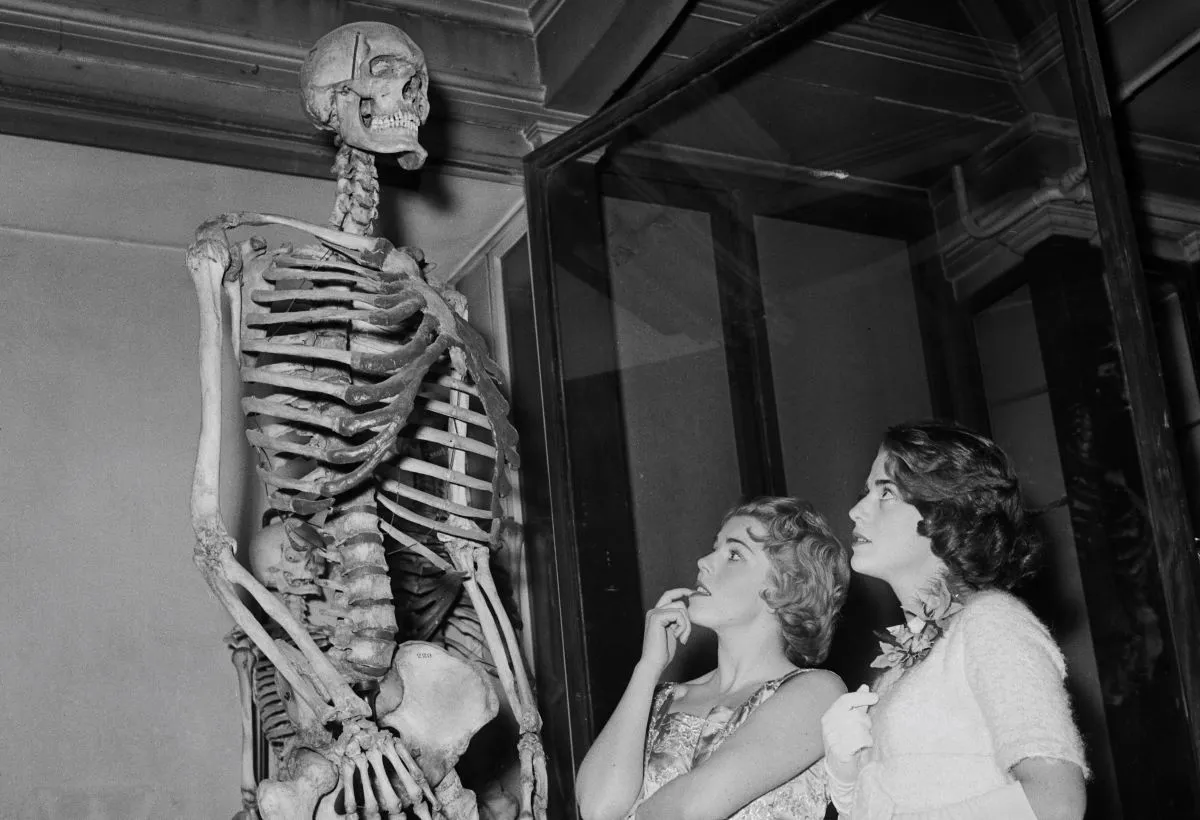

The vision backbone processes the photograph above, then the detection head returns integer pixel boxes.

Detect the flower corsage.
[871,577,964,671]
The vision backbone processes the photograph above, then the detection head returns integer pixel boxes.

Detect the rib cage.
[237,237,520,687]
[253,652,296,751]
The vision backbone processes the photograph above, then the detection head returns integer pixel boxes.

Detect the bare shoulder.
[772,668,847,711]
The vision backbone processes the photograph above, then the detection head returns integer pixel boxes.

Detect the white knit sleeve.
[959,593,1089,777]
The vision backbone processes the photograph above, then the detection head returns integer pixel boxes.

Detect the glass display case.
[510,0,1200,816]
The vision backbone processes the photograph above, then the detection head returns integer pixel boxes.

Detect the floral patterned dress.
[625,669,829,820]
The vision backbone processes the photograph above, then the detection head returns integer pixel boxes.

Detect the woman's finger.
[831,688,879,712]
[654,587,696,608]
[658,601,692,644]
[647,607,686,634]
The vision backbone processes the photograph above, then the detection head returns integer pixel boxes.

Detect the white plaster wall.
[0,134,521,819]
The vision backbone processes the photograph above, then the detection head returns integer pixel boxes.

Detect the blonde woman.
[578,497,850,820]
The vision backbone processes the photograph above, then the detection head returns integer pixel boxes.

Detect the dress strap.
[721,668,811,729]
[771,667,809,688]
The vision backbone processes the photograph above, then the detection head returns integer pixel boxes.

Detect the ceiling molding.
[695,0,1020,80]
[528,0,564,34]
[940,192,1200,301]
[0,0,555,179]
[0,1,545,99]
[1017,0,1140,81]
[826,15,1019,80]
[936,110,1200,299]
[362,0,535,34]
[1028,112,1200,166]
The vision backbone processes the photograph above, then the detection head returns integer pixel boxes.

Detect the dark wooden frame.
[1055,0,1200,799]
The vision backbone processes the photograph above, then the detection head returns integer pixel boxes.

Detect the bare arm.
[576,661,664,820]
[576,589,694,820]
[634,670,846,820]
[1013,758,1086,820]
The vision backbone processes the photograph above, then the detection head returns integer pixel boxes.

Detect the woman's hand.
[821,684,879,785]
[640,588,694,671]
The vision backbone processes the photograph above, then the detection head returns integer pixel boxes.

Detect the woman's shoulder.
[726,668,844,735]
[951,589,1065,672]
[769,667,846,709]
[958,588,1044,630]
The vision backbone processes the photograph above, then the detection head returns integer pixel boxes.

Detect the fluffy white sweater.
[832,590,1088,819]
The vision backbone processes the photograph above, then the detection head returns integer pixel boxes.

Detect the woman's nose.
[849,496,866,524]
[696,554,709,573]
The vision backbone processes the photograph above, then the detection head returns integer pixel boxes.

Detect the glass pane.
[756,218,929,514]
[972,287,1121,810]
[1149,274,1200,535]
[601,197,740,675]
[528,0,1200,808]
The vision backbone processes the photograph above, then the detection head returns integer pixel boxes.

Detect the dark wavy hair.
[880,420,1041,590]
[723,497,850,666]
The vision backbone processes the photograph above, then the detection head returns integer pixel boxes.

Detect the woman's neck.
[712,622,793,694]
[890,561,951,615]
[892,577,926,616]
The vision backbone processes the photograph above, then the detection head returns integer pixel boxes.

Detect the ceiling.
[0,0,1198,210]
[613,0,1200,185]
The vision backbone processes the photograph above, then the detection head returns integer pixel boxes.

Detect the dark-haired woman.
[577,497,851,820]
[821,420,1088,820]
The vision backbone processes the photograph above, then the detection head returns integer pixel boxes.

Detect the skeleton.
[185,21,547,820]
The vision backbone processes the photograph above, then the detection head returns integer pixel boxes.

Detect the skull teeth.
[368,111,419,133]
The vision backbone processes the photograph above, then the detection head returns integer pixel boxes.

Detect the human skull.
[301,22,430,170]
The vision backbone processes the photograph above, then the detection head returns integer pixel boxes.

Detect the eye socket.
[728,549,744,562]
[369,55,410,77]
[879,485,895,500]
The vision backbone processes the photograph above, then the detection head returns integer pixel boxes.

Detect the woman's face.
[848,448,940,587]
[688,515,774,630]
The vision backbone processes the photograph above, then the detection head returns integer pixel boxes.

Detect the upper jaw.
[693,580,712,596]
[850,531,870,546]
[366,109,421,134]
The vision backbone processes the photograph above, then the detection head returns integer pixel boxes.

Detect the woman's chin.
[849,548,877,576]
[686,600,715,627]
